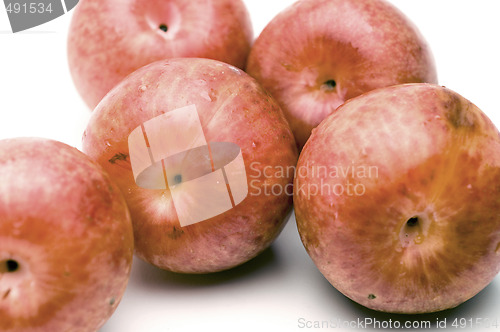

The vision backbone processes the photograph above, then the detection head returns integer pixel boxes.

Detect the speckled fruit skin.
[246,0,437,149]
[294,84,500,313]
[0,138,133,331]
[82,58,298,273]
[68,0,253,110]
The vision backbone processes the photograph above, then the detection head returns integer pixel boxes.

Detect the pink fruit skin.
[68,0,253,109]
[0,138,134,331]
[82,58,298,273]
[247,0,437,149]
[294,84,500,313]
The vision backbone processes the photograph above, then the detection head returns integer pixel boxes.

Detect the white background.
[1,1,500,331]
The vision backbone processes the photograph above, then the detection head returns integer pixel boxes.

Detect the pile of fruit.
[1,0,499,330]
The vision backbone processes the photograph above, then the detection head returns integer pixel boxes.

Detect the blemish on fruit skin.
[2,289,11,299]
[496,242,500,254]
[368,294,376,299]
[444,92,475,129]
[108,153,128,164]
[109,297,115,306]
[208,89,217,102]
[167,226,184,240]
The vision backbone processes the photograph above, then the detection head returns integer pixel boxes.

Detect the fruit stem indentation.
[159,24,168,32]
[322,79,337,91]
[0,259,19,273]
[406,216,419,227]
